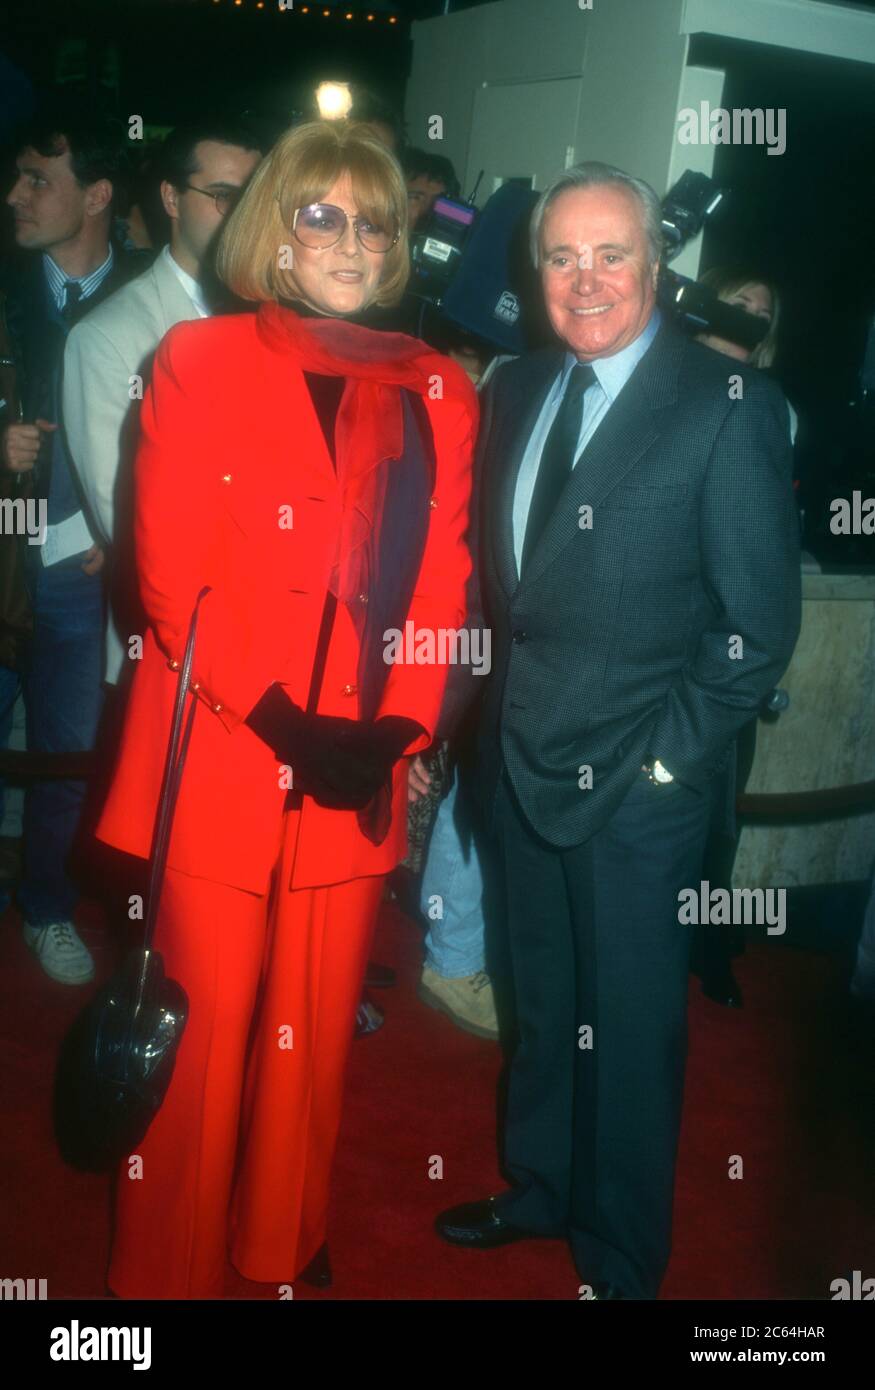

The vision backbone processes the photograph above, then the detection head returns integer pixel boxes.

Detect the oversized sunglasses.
[291,202,400,254]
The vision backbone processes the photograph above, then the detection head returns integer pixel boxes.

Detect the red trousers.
[107,808,385,1299]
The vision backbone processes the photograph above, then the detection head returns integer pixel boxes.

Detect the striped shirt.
[42,245,114,311]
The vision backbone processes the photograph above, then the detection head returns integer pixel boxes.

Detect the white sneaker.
[23,919,95,985]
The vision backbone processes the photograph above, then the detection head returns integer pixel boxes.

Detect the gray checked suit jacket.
[472,316,801,847]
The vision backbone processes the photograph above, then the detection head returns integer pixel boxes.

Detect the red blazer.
[96,312,478,894]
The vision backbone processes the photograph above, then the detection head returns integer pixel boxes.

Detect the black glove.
[246,684,423,810]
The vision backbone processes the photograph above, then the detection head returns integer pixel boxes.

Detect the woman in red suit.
[95,119,477,1299]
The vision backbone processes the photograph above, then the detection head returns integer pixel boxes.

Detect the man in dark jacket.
[436,161,801,1299]
[0,104,145,984]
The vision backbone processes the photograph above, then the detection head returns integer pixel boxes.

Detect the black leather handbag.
[53,586,210,1172]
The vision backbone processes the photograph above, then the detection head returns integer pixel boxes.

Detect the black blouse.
[302,371,345,471]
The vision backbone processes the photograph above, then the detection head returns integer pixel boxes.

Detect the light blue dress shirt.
[512,308,662,575]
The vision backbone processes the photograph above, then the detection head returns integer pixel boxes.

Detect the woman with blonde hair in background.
[697,265,798,440]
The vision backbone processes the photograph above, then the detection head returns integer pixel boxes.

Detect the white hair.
[530,161,664,269]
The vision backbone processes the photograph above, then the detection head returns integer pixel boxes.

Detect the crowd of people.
[0,86,852,1301]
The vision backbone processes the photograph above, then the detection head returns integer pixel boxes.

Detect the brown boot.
[418,967,499,1040]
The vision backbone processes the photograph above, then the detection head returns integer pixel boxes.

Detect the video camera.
[406,180,541,356]
[405,166,770,360]
[658,170,768,354]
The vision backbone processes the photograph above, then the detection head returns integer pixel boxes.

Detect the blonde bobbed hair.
[216,119,410,307]
[698,266,782,370]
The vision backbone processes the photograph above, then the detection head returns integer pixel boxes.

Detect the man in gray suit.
[63,120,262,685]
[436,162,801,1299]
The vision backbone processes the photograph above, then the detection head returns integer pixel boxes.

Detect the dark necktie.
[61,281,83,325]
[521,361,597,575]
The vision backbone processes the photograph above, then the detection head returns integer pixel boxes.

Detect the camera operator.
[403,148,460,232]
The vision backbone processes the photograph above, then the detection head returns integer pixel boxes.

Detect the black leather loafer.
[299,1242,332,1289]
[436,1196,532,1249]
[702,966,743,1008]
[590,1281,625,1299]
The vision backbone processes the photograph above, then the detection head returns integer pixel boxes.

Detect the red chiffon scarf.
[255,300,439,605]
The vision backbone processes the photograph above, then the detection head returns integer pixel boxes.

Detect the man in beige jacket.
[63,119,263,684]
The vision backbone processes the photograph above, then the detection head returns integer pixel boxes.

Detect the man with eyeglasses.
[63,119,263,700]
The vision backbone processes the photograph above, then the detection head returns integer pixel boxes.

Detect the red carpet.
[1,895,873,1300]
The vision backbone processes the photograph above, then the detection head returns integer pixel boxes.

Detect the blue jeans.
[420,766,487,978]
[0,562,105,924]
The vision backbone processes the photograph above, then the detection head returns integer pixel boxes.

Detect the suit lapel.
[492,349,561,598]
[152,251,203,333]
[516,320,682,591]
[20,258,59,423]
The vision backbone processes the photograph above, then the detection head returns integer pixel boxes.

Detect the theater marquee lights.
[204,0,400,16]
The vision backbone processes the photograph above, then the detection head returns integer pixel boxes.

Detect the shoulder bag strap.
[142,583,212,954]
